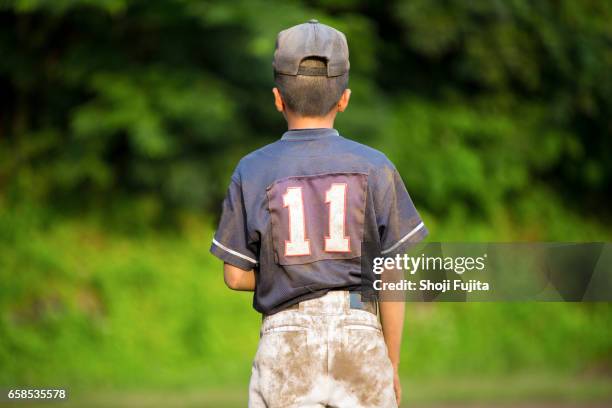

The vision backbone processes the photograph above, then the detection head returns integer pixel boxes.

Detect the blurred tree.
[0,0,610,236]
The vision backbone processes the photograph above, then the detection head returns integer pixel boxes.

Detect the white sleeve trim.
[381,222,425,255]
[212,238,258,264]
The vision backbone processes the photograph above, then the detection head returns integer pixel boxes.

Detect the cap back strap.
[295,66,328,76]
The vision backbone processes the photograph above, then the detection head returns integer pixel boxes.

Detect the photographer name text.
[372,254,490,293]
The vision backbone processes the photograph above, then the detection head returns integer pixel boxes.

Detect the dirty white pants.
[249,291,398,408]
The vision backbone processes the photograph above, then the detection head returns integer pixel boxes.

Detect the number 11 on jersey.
[325,183,350,252]
[283,187,310,256]
[282,183,350,256]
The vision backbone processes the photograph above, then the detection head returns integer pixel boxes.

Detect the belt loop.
[345,291,351,314]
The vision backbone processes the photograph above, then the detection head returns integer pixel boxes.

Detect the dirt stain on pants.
[249,291,397,408]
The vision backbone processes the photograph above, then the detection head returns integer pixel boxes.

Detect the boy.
[210,19,427,408]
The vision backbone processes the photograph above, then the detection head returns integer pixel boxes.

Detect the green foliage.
[0,211,261,387]
[387,0,612,223]
[0,0,610,237]
[0,216,610,388]
[0,0,611,393]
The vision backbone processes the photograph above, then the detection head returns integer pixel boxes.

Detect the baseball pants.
[248,291,398,408]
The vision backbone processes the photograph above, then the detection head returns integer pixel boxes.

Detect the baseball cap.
[273,19,350,77]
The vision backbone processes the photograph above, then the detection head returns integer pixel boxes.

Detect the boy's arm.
[210,176,260,282]
[379,300,404,404]
[380,300,404,368]
[223,263,256,291]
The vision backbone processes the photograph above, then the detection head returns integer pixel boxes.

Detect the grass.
[0,213,610,402]
[6,375,612,407]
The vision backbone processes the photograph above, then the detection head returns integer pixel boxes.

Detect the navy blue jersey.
[210,128,427,314]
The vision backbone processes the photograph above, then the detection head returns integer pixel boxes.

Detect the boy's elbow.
[224,271,240,290]
[223,264,245,290]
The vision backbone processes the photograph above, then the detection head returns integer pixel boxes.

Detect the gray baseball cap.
[273,19,350,77]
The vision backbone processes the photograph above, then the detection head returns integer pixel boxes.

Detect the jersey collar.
[281,128,340,141]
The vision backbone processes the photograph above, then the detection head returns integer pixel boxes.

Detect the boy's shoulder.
[236,134,395,171]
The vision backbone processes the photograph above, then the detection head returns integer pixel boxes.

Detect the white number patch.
[283,187,311,256]
[324,183,350,252]
[283,183,350,256]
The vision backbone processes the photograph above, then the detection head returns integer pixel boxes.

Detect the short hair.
[274,57,349,117]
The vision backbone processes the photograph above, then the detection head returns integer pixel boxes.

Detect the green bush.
[1,214,610,388]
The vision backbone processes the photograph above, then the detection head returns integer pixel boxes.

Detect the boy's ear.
[337,89,351,112]
[272,87,285,113]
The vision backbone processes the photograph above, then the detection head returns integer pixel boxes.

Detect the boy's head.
[272,20,350,118]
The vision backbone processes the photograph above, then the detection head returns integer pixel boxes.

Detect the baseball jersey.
[210,128,427,314]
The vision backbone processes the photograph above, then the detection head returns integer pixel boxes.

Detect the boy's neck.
[285,111,336,130]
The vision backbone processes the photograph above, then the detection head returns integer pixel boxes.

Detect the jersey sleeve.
[210,177,259,270]
[376,166,428,257]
